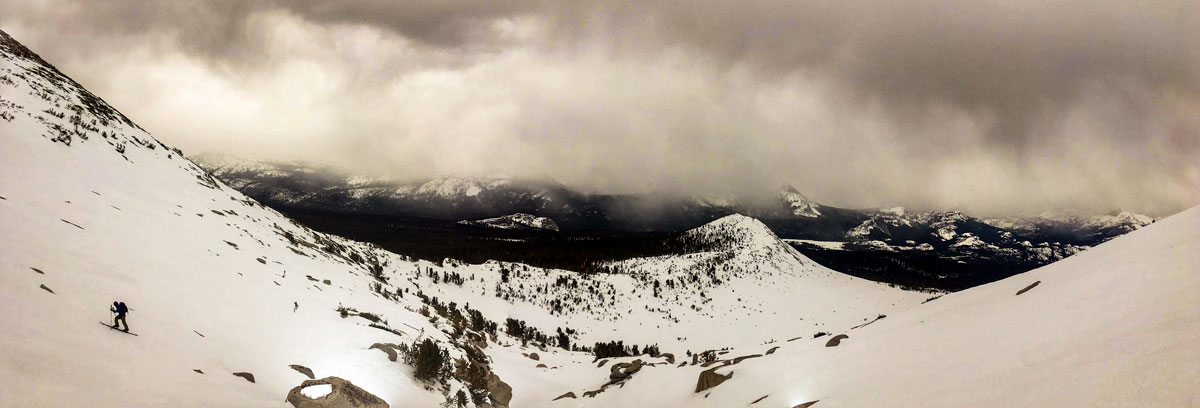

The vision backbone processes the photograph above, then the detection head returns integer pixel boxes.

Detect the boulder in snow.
[289,364,315,379]
[286,376,388,408]
[369,343,399,362]
[824,334,849,347]
[609,359,645,383]
[695,366,733,392]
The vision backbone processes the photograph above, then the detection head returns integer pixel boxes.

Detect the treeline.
[588,340,661,359]
[418,292,662,361]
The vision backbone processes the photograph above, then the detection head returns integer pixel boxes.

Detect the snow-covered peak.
[685,214,780,249]
[780,185,822,217]
[678,214,823,272]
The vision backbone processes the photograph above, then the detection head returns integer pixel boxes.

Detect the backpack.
[116,302,128,314]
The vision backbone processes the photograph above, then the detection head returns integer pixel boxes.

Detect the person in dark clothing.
[110,301,129,332]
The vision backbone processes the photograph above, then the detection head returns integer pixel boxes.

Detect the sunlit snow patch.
[300,384,333,399]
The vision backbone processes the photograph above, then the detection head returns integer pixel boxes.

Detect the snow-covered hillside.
[564,204,1200,407]
[0,30,488,406]
[414,214,925,351]
[459,213,560,231]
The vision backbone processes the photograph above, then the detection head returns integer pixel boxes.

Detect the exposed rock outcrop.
[609,359,645,383]
[290,364,315,379]
[369,343,400,362]
[486,372,512,408]
[695,367,733,392]
[825,334,849,347]
[286,376,388,408]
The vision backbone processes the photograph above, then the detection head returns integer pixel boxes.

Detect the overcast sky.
[3,0,1198,216]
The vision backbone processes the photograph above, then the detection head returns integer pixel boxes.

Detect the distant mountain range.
[196,154,1151,236]
[193,154,1156,290]
[196,153,1161,290]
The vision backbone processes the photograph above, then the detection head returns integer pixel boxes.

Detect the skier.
[110,301,129,332]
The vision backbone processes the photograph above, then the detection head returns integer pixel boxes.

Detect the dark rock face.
[286,376,389,408]
[232,372,255,383]
[486,372,513,408]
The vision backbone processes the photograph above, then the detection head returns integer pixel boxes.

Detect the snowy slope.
[0,30,484,407]
[561,205,1200,407]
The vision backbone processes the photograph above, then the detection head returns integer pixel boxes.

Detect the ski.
[100,322,138,336]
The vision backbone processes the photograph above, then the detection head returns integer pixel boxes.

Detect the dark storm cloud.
[24,0,540,57]
[284,0,541,48]
[546,0,1200,151]
[2,0,1197,216]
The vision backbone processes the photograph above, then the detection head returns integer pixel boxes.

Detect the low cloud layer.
[3,0,1197,216]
